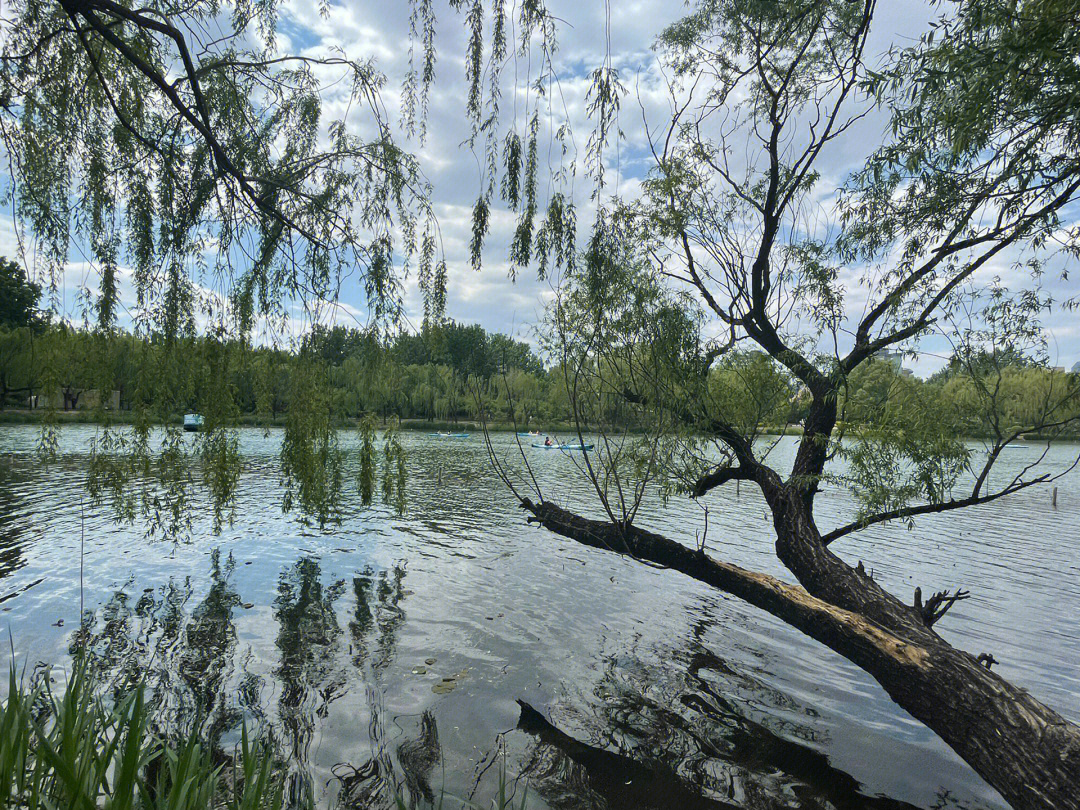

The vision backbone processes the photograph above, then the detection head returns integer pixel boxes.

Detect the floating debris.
[430,668,469,695]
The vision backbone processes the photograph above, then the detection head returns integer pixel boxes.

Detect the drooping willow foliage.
[357,412,377,507]
[0,0,604,534]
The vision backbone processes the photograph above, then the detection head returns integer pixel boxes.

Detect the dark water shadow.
[515,620,927,810]
[0,460,32,585]
[517,699,739,810]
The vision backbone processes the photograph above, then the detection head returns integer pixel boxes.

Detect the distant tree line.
[4,257,1078,437]
[0,255,556,425]
[0,319,553,427]
[1,287,1076,442]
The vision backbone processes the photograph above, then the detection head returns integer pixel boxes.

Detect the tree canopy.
[0,256,43,329]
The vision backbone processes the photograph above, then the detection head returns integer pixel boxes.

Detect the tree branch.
[58,0,331,250]
[914,586,970,628]
[518,497,931,672]
[691,464,753,498]
[821,476,1049,546]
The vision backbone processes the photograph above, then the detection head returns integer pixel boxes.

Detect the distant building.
[877,350,905,372]
[28,388,120,411]
[1072,361,1080,374]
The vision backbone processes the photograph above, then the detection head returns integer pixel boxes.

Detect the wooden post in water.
[1052,486,1058,508]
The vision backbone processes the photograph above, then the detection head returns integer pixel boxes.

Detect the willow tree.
[489,2,1080,807]
[0,0,560,532]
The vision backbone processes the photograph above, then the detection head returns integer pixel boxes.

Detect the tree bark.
[520,497,1080,810]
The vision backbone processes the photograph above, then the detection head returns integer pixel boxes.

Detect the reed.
[1,659,529,810]
[0,659,287,810]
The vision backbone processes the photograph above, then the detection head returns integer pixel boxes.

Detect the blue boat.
[517,431,543,437]
[183,413,204,432]
[429,432,470,438]
[532,442,593,451]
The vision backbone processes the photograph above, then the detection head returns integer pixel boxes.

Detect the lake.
[1,425,1078,809]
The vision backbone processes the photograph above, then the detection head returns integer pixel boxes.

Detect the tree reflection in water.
[67,552,974,809]
[333,563,442,809]
[0,461,32,584]
[274,555,349,804]
[516,621,927,810]
[71,550,442,809]
[73,548,248,753]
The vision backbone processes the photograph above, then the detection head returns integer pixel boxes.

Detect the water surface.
[1,425,1078,809]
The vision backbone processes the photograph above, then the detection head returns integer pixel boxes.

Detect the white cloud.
[4,0,1078,373]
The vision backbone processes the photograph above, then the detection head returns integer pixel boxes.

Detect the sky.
[5,1,1079,375]
[275,0,1079,375]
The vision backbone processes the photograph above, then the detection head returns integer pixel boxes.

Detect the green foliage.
[837,360,970,520]
[382,420,408,516]
[0,257,44,330]
[0,325,40,406]
[707,353,797,438]
[0,659,290,810]
[942,361,1080,441]
[2,0,448,335]
[198,427,243,534]
[3,320,556,425]
[280,361,343,527]
[358,412,377,506]
[843,0,1080,320]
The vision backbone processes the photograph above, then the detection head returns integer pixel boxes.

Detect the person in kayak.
[544,436,553,447]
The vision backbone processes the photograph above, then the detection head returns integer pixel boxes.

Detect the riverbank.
[0,409,587,435]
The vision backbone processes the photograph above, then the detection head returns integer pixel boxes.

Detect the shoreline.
[2,410,1077,442]
[0,410,590,435]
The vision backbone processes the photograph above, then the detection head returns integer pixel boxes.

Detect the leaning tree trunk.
[520,496,1080,810]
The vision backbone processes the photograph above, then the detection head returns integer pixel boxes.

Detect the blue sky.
[5,1,1079,375]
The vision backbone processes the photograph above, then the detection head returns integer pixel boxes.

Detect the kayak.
[429,432,470,438]
[517,431,543,437]
[532,442,593,451]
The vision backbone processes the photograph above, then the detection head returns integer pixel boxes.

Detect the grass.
[0,659,289,810]
[1,659,528,810]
